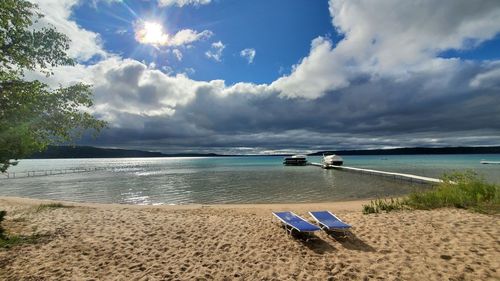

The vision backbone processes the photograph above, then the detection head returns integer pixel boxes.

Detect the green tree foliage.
[0,0,106,172]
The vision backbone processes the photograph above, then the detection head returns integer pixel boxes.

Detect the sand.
[0,196,498,280]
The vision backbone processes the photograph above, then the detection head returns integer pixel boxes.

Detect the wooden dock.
[0,167,106,180]
[309,163,442,184]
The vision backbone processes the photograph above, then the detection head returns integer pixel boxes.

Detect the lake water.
[0,155,498,205]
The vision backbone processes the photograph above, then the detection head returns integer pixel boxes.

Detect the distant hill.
[27,145,500,159]
[28,146,221,159]
[308,146,500,156]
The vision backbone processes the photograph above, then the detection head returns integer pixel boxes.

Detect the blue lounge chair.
[272,211,321,236]
[309,211,352,236]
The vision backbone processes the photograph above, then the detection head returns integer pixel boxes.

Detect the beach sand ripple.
[0,198,499,280]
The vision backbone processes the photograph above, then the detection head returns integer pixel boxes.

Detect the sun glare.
[135,21,168,46]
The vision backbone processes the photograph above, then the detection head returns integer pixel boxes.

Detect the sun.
[135,21,168,46]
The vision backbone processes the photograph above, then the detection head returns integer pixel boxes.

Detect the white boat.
[480,160,500,164]
[322,154,343,167]
[283,155,308,166]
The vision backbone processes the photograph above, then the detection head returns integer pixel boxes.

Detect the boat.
[480,160,500,164]
[322,154,343,167]
[283,155,308,166]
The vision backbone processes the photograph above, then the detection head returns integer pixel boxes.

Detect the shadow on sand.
[300,236,336,254]
[283,228,335,254]
[327,231,376,252]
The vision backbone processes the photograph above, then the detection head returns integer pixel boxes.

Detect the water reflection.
[1,155,497,205]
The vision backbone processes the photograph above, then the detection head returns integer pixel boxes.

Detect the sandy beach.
[0,196,498,280]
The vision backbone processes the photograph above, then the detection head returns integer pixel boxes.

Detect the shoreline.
[0,195,369,212]
[1,196,498,280]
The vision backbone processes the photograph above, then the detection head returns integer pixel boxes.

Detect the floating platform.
[309,163,442,184]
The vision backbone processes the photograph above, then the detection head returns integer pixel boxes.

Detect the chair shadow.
[283,227,335,254]
[298,235,336,254]
[326,231,376,252]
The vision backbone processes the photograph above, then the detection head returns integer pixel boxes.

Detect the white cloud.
[30,0,107,61]
[271,37,348,99]
[240,48,256,64]
[205,41,225,62]
[170,29,213,46]
[24,0,500,151]
[158,0,211,7]
[272,0,500,99]
[172,49,183,61]
[134,21,212,47]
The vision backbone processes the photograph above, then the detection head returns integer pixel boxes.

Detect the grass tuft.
[363,171,500,214]
[35,203,72,212]
[0,210,47,249]
[362,198,406,214]
[0,233,45,249]
[0,211,6,238]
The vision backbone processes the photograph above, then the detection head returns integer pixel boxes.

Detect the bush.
[406,171,499,213]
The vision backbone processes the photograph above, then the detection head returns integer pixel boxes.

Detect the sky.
[27,0,500,154]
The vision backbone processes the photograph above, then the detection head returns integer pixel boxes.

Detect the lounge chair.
[309,211,352,236]
[272,211,321,237]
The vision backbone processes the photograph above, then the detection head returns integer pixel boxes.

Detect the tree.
[0,0,107,172]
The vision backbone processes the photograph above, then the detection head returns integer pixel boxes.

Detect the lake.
[0,154,498,205]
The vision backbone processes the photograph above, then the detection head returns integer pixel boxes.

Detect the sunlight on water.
[0,155,498,205]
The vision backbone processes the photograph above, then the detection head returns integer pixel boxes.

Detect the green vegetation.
[406,171,499,213]
[0,233,45,249]
[362,198,406,214]
[0,211,6,238]
[0,0,106,172]
[363,171,500,214]
[35,202,72,212]
[0,210,48,249]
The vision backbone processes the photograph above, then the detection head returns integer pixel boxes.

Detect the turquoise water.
[0,154,498,205]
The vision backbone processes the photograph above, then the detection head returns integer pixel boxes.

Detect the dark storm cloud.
[78,58,500,153]
[70,0,500,153]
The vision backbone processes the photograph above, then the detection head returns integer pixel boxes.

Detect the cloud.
[470,62,500,90]
[205,41,225,62]
[240,48,256,64]
[33,55,500,153]
[134,21,213,47]
[25,0,500,152]
[170,29,213,46]
[30,0,107,61]
[272,0,500,99]
[172,49,183,61]
[158,0,211,7]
